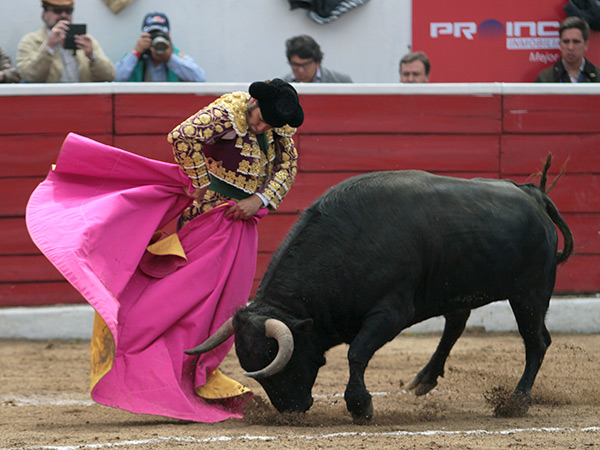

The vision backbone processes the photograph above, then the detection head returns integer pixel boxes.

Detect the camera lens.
[152,36,169,54]
[150,31,170,55]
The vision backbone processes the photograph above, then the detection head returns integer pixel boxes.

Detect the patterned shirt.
[168,92,298,224]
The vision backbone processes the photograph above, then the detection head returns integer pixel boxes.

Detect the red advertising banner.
[412,0,600,82]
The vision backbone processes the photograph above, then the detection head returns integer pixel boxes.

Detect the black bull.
[187,163,573,422]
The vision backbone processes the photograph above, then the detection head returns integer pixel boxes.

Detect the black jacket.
[535,58,600,82]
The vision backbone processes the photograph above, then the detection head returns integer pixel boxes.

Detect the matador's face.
[247,98,272,135]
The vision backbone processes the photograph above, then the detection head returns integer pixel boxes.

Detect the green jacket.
[128,47,181,82]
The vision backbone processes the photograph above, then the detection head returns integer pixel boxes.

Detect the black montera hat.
[249,78,304,128]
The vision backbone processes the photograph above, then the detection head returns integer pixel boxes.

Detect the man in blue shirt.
[115,12,206,82]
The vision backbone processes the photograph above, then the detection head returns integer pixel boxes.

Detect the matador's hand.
[183,186,207,202]
[225,195,263,220]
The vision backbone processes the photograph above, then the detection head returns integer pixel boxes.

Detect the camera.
[64,23,86,50]
[149,30,170,55]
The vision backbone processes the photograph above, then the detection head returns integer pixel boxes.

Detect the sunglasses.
[47,7,74,14]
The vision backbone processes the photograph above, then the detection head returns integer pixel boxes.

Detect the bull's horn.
[244,318,294,379]
[184,318,234,355]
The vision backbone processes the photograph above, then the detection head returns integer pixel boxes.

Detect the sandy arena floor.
[1,331,599,449]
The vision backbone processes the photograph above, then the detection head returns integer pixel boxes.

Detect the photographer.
[115,12,206,82]
[16,0,115,83]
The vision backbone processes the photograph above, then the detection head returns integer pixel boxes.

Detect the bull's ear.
[291,319,313,335]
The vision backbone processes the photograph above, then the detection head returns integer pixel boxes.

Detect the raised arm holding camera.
[16,0,115,83]
[115,12,206,82]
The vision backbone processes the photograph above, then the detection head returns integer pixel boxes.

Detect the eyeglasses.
[289,60,315,69]
[46,7,74,15]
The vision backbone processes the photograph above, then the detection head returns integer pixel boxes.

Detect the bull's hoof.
[345,390,373,424]
[407,374,437,396]
[484,387,531,417]
[350,400,373,424]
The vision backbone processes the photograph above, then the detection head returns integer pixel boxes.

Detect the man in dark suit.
[535,16,600,82]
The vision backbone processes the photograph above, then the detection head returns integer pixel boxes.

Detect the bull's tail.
[537,154,573,264]
[538,153,569,194]
[545,198,573,265]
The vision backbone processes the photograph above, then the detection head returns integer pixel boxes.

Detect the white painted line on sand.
[312,390,452,399]
[313,391,391,399]
[1,393,94,407]
[2,426,599,450]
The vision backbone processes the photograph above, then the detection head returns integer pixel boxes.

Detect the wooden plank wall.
[0,94,114,306]
[0,92,598,307]
[501,95,600,293]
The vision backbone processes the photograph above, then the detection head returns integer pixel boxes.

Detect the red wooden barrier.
[0,134,113,177]
[114,94,215,135]
[1,86,599,307]
[503,95,600,134]
[501,134,600,175]
[299,94,502,134]
[0,95,112,135]
[0,283,82,307]
[299,134,500,173]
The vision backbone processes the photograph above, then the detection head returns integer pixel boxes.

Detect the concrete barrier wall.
[1,83,599,306]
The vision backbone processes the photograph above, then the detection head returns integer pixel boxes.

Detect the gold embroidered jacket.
[168,92,298,215]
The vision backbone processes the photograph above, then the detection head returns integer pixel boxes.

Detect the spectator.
[0,46,20,83]
[399,51,430,83]
[115,12,206,82]
[16,0,115,83]
[535,16,600,82]
[282,35,352,83]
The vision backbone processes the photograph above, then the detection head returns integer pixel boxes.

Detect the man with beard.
[85,78,304,421]
[17,0,115,82]
[169,78,304,224]
[26,78,304,422]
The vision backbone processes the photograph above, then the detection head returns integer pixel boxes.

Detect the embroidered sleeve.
[167,105,233,188]
[258,134,298,210]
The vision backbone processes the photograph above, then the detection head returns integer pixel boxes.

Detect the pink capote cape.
[26,133,266,422]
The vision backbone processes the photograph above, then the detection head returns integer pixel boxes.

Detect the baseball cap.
[142,12,170,33]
